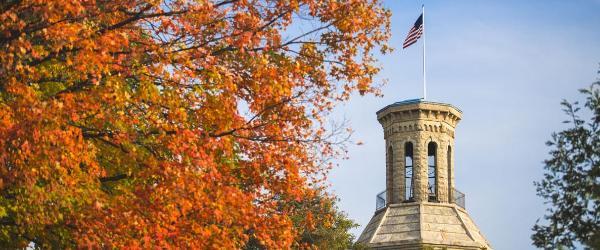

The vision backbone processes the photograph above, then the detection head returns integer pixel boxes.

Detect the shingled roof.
[357,202,492,249]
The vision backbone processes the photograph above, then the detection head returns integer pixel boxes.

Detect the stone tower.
[357,99,492,249]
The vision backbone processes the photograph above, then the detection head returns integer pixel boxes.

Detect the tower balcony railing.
[453,188,466,209]
[374,188,466,210]
[375,190,386,210]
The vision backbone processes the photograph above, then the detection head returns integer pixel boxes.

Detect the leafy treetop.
[532,73,600,249]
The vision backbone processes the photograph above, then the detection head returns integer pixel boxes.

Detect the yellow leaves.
[138,81,160,101]
[0,206,7,218]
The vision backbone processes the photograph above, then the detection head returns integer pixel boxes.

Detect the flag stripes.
[403,14,423,49]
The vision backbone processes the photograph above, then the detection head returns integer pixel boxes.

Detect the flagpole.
[422,4,426,100]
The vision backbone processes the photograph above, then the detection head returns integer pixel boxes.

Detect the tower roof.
[357,203,492,249]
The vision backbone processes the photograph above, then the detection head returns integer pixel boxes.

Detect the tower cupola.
[358,99,492,249]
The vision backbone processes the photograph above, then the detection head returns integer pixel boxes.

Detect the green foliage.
[532,72,600,249]
[243,192,361,250]
[294,197,359,250]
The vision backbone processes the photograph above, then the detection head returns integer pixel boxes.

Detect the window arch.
[404,142,414,201]
[428,142,438,201]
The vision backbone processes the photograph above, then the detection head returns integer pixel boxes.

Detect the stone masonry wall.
[379,102,461,205]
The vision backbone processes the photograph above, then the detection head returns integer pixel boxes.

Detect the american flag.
[403,14,423,49]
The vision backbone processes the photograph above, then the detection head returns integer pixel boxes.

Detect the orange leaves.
[0,0,390,248]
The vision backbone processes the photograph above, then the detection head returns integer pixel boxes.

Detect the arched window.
[428,142,437,201]
[447,146,452,202]
[404,142,414,201]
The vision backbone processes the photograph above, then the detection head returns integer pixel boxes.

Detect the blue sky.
[328,1,600,249]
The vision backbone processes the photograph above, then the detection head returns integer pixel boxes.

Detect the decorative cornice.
[376,98,463,115]
[377,99,462,127]
[382,122,456,139]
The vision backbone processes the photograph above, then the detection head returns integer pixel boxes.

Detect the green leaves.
[532,75,600,249]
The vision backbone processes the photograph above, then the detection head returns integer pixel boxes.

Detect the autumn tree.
[532,75,600,249]
[0,0,390,248]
